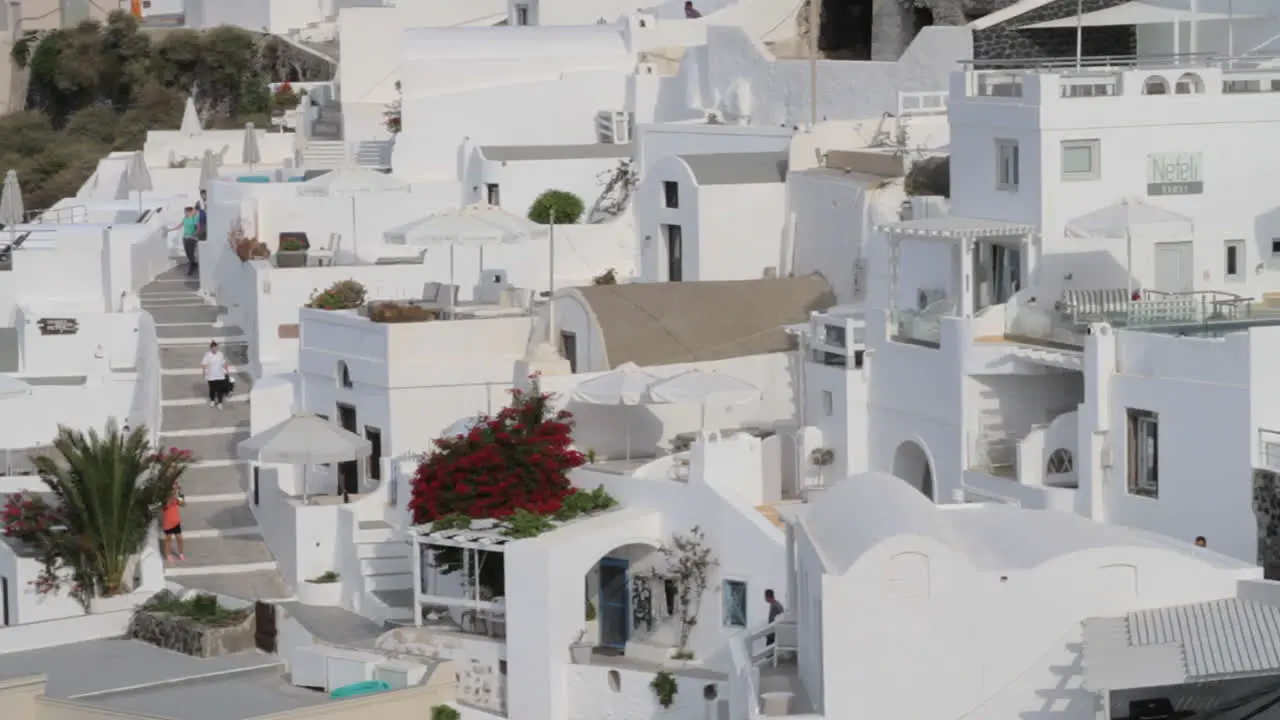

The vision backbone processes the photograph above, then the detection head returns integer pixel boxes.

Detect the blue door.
[598,558,630,650]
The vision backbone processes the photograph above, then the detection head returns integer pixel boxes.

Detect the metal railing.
[1124,289,1250,329]
[890,299,953,348]
[970,434,1017,478]
[961,52,1277,72]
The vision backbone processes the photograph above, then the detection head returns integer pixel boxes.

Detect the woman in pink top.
[162,485,185,562]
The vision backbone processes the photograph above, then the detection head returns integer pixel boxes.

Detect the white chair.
[771,620,798,667]
[309,232,339,266]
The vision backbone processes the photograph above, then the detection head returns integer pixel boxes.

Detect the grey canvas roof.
[478,144,633,162]
[572,274,835,368]
[1083,598,1280,691]
[679,151,789,186]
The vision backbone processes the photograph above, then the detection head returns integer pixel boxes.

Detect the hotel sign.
[37,318,79,335]
[1147,152,1203,196]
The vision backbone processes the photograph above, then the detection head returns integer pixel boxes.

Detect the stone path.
[141,266,289,601]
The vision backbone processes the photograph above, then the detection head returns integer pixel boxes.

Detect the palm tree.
[3,421,193,606]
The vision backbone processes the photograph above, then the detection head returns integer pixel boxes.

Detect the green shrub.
[307,280,367,310]
[430,705,460,720]
[528,189,584,225]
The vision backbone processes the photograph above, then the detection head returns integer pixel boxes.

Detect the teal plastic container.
[236,176,271,183]
[329,680,391,699]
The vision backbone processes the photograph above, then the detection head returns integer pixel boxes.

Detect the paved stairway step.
[180,463,248,496]
[161,371,252,400]
[160,343,248,369]
[174,534,275,567]
[277,602,385,649]
[178,499,256,533]
[174,570,290,600]
[148,305,222,325]
[163,401,251,433]
[150,266,197,282]
[156,324,245,340]
[373,589,412,608]
[161,430,250,463]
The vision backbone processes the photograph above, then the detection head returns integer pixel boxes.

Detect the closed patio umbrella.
[237,413,372,503]
[242,122,261,171]
[1,170,23,243]
[180,95,203,136]
[123,151,153,214]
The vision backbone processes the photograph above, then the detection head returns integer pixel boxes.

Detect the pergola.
[410,520,515,634]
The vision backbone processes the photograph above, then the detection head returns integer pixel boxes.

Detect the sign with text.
[37,318,79,335]
[1147,152,1203,196]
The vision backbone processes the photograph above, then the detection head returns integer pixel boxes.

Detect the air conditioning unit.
[596,111,632,144]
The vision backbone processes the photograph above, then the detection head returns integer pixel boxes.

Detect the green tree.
[528,189,585,225]
[64,104,121,145]
[1,423,194,607]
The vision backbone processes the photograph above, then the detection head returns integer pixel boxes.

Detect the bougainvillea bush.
[1,423,194,607]
[409,378,589,526]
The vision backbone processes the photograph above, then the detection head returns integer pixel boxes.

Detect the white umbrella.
[123,152,153,214]
[237,413,372,503]
[180,95,203,136]
[644,369,760,429]
[242,122,261,170]
[441,413,487,438]
[383,204,544,317]
[298,167,408,196]
[1066,197,1194,295]
[1,170,23,244]
[571,363,665,459]
[198,150,219,194]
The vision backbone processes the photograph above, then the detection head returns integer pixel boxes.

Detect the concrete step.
[174,569,291,601]
[169,533,274,568]
[156,324,246,341]
[356,542,411,560]
[160,342,248,369]
[160,429,251,463]
[360,556,409,576]
[364,572,412,591]
[163,401,251,433]
[179,463,247,496]
[161,371,252,400]
[177,499,256,533]
[369,589,414,623]
[148,305,222,325]
[355,523,396,544]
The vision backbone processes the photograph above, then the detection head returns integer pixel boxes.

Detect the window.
[559,331,578,373]
[1225,240,1245,281]
[515,4,529,25]
[338,361,352,388]
[1046,448,1074,474]
[821,390,834,417]
[822,324,846,348]
[722,579,747,627]
[662,224,683,282]
[662,181,679,209]
[485,183,501,206]
[1142,76,1170,95]
[1,576,8,626]
[996,139,1019,191]
[1061,139,1100,181]
[1127,409,1159,497]
[365,427,382,481]
[1176,73,1204,94]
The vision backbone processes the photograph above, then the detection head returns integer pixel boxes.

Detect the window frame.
[1061,139,1101,182]
[1126,408,1159,498]
[1225,239,1246,281]
[485,183,501,206]
[821,390,834,417]
[662,181,679,209]
[995,139,1020,191]
[722,578,748,628]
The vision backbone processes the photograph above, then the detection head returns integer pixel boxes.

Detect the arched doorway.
[892,440,934,500]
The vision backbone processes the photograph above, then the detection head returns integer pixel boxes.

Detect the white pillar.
[784,522,797,609]
[411,537,423,627]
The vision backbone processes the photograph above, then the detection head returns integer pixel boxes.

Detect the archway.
[892,440,934,500]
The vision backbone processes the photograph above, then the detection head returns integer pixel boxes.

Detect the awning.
[1023,1,1261,28]
[875,216,1036,241]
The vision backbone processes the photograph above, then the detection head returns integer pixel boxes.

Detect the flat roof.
[478,144,633,162]
[679,151,788,185]
[82,666,331,720]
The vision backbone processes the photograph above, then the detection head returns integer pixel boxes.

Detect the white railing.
[897,90,947,117]
[128,312,163,446]
[24,205,88,224]
[970,433,1017,477]
[729,630,764,720]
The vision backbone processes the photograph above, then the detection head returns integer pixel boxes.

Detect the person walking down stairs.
[201,341,232,409]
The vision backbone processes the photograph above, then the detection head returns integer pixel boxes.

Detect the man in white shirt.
[201,341,232,409]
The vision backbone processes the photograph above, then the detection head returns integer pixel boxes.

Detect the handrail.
[963,52,1280,72]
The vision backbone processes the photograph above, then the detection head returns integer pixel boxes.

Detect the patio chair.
[421,282,460,309]
[309,233,339,266]
[770,620,799,667]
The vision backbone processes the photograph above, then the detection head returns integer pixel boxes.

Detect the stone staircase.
[301,140,348,170]
[355,520,414,624]
[141,266,289,602]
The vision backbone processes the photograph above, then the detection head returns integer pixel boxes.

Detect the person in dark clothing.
[764,588,785,645]
[1194,536,1207,548]
[196,190,208,240]
[684,1,702,18]
[174,207,199,276]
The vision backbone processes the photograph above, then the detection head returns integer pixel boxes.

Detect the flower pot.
[569,642,594,664]
[276,250,308,268]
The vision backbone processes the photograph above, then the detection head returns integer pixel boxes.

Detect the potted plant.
[584,599,598,643]
[650,670,678,709]
[276,236,309,268]
[569,628,594,664]
[298,570,341,606]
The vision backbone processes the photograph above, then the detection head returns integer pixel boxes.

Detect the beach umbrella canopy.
[298,168,407,196]
[237,413,371,465]
[0,171,23,229]
[123,151,153,195]
[571,363,664,406]
[241,123,261,167]
[644,369,760,429]
[383,204,542,247]
[180,95,203,135]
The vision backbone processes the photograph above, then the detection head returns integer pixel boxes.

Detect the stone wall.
[974,0,1135,62]
[128,596,257,658]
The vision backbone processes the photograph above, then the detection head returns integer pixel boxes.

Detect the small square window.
[1271,239,1280,259]
[663,181,679,209]
[996,139,1019,191]
[485,183,500,206]
[722,579,747,628]
[821,390,834,417]
[1061,139,1100,181]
